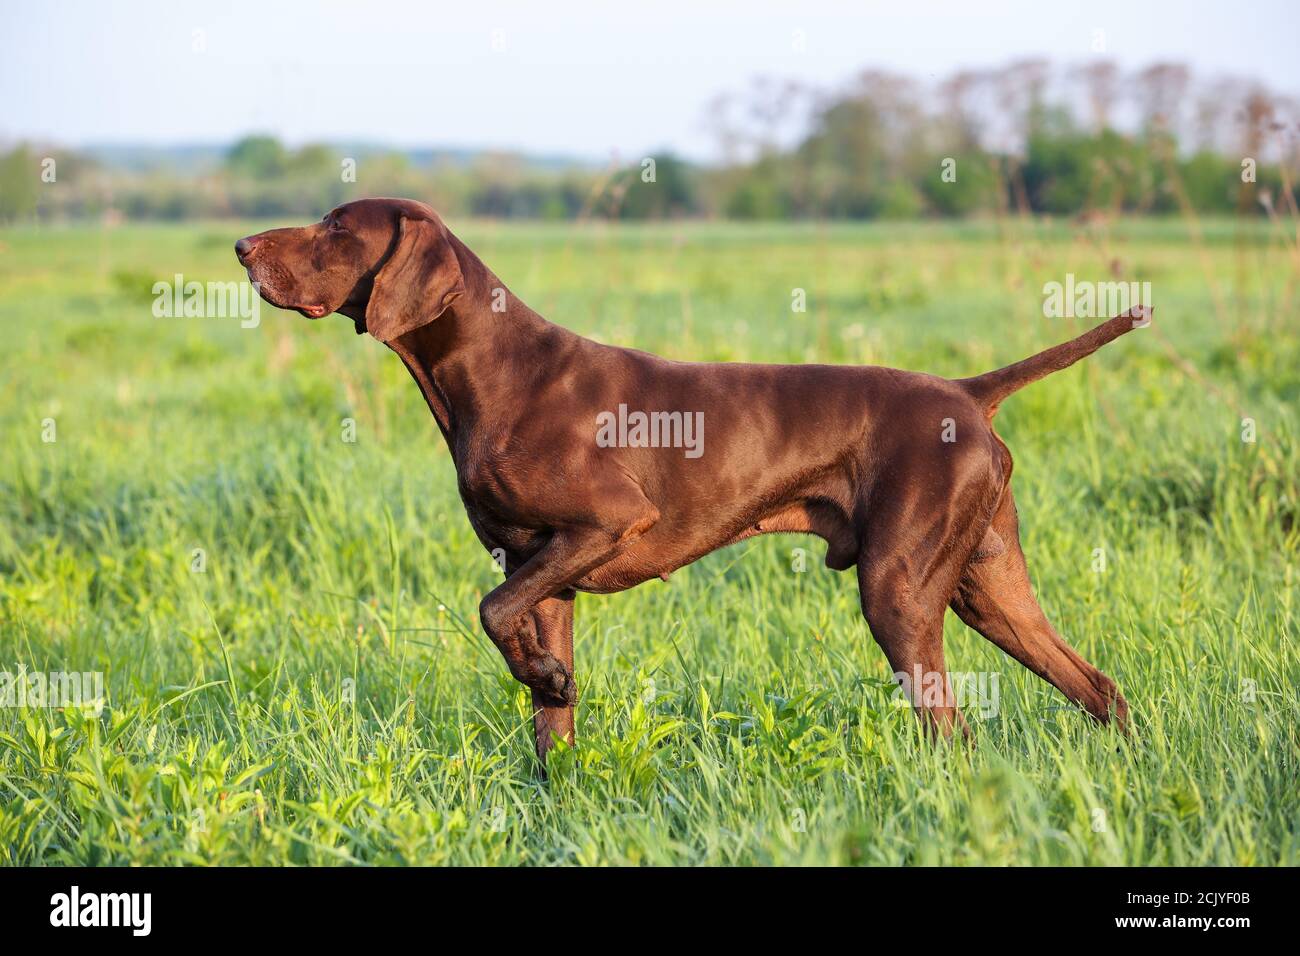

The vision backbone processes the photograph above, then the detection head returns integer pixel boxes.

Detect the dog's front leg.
[529,592,575,766]
[478,498,658,748]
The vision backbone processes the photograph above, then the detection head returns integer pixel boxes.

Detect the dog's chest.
[457,487,548,561]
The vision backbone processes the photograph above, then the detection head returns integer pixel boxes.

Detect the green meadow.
[0,216,1296,865]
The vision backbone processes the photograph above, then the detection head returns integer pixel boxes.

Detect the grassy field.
[0,215,1296,866]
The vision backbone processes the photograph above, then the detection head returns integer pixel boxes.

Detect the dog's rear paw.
[1109,690,1130,733]
[1090,673,1129,732]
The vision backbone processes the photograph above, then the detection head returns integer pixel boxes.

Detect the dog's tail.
[957,306,1151,413]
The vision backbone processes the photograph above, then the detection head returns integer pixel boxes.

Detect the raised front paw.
[526,653,578,707]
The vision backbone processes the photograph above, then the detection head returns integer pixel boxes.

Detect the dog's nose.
[235,236,257,262]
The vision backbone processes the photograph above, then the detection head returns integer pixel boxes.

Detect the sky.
[3,0,1297,162]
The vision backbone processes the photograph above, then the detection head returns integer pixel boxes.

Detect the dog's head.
[235,197,466,341]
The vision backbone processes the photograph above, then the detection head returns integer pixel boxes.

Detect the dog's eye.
[327,219,348,235]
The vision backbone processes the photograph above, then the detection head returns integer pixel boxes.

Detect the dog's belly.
[570,499,860,593]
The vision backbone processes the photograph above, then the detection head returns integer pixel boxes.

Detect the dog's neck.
[384,235,576,444]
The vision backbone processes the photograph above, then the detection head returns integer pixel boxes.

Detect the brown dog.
[237,197,1142,763]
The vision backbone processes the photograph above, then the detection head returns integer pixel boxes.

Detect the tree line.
[2,60,1296,223]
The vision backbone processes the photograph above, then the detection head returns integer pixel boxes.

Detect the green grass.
[0,216,1296,865]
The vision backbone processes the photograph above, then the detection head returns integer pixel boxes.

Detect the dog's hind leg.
[855,418,1007,738]
[529,592,576,766]
[856,504,992,738]
[950,489,1128,728]
[858,567,967,738]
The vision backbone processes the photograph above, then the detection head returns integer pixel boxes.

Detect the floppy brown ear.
[365,216,466,342]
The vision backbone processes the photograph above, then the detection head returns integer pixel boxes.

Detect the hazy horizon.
[5,0,1298,163]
